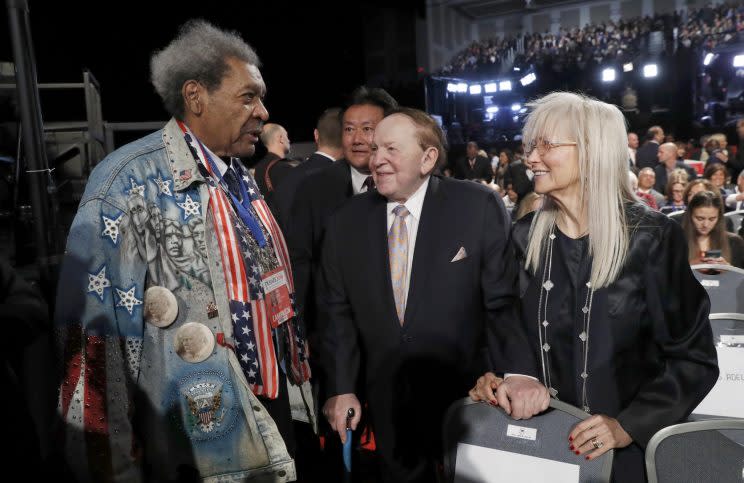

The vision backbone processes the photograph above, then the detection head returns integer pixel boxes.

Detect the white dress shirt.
[385,177,430,307]
[350,165,373,194]
[315,151,336,162]
[726,186,743,211]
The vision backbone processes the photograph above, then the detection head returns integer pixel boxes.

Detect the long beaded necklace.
[536,226,596,413]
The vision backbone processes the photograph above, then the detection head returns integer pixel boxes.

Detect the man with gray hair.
[55,19,310,481]
[637,167,665,207]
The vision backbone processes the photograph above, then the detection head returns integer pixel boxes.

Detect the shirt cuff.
[504,373,538,381]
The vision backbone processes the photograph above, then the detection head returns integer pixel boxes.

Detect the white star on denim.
[87,266,111,301]
[115,286,142,315]
[241,310,251,320]
[177,194,201,219]
[127,178,145,197]
[241,353,249,363]
[246,341,255,351]
[101,214,123,244]
[151,175,173,197]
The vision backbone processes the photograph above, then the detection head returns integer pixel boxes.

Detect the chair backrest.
[690,264,744,314]
[724,210,743,232]
[645,419,744,483]
[667,210,685,220]
[693,313,744,418]
[443,397,613,483]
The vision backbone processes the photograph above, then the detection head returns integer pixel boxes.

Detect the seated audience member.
[725,170,744,212]
[685,178,718,204]
[703,133,729,166]
[636,167,665,207]
[502,183,518,213]
[682,190,744,269]
[704,163,732,198]
[660,179,687,215]
[454,141,493,182]
[515,191,543,220]
[470,92,718,483]
[675,141,687,162]
[629,171,657,210]
[494,148,513,188]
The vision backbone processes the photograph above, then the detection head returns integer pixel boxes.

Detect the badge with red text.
[260,267,294,328]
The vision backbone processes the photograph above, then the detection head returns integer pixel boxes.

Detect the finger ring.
[591,438,603,449]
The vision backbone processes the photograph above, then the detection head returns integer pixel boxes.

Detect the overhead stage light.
[733,55,744,67]
[456,82,468,93]
[520,73,536,86]
[511,103,521,112]
[486,106,499,113]
[469,84,482,95]
[703,53,714,66]
[499,80,512,91]
[484,82,498,93]
[643,64,658,78]
[623,63,633,72]
[446,83,457,93]
[602,68,616,82]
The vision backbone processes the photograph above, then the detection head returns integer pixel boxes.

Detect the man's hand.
[322,393,361,444]
[495,376,550,419]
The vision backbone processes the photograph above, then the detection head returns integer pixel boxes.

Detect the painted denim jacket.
[55,119,295,482]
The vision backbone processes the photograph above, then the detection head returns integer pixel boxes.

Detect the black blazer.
[273,152,334,230]
[320,176,531,480]
[513,206,718,481]
[635,141,659,170]
[653,162,697,193]
[287,159,353,353]
[453,155,493,182]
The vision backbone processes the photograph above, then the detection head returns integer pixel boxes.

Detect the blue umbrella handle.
[343,408,355,477]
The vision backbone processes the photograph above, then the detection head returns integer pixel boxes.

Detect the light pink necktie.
[388,205,410,325]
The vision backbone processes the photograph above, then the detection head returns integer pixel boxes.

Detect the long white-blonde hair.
[523,92,636,288]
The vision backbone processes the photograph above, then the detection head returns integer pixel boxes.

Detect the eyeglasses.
[523,139,578,157]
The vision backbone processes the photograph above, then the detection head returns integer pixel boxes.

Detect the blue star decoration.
[87,265,111,301]
[150,174,173,197]
[115,285,143,315]
[127,177,145,197]
[177,194,201,219]
[101,213,123,245]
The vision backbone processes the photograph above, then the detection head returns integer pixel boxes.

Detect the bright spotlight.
[643,64,658,78]
[513,67,521,71]
[456,82,468,93]
[733,55,744,67]
[499,80,512,91]
[484,82,498,93]
[446,83,457,93]
[469,84,482,95]
[486,106,499,113]
[520,73,536,86]
[703,53,714,66]
[623,63,633,72]
[602,68,616,82]
[511,103,521,112]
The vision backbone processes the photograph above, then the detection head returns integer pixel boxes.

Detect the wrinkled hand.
[569,414,632,460]
[469,372,504,404]
[495,376,550,419]
[322,393,361,444]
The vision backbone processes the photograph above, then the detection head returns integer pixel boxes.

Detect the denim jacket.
[55,119,295,482]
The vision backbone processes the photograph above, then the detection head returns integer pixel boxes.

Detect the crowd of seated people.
[439,2,744,76]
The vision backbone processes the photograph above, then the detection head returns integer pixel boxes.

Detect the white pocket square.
[451,247,468,262]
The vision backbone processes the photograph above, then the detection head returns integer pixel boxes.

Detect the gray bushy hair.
[150,19,260,118]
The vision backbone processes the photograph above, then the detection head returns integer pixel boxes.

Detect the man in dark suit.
[253,123,295,212]
[635,125,664,170]
[273,108,343,230]
[454,141,493,182]
[320,108,546,482]
[287,87,398,352]
[654,142,697,193]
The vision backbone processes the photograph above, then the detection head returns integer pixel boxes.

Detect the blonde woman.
[470,92,718,482]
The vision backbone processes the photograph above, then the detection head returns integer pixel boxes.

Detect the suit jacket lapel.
[403,176,445,326]
[368,193,401,330]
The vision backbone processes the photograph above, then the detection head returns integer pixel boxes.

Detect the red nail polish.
[570,445,575,450]
[585,456,590,460]
[568,436,573,442]
[574,451,580,455]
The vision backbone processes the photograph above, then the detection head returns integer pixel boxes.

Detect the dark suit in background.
[273,152,334,230]
[635,141,660,170]
[253,152,296,214]
[453,155,493,182]
[654,161,698,193]
[320,176,532,481]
